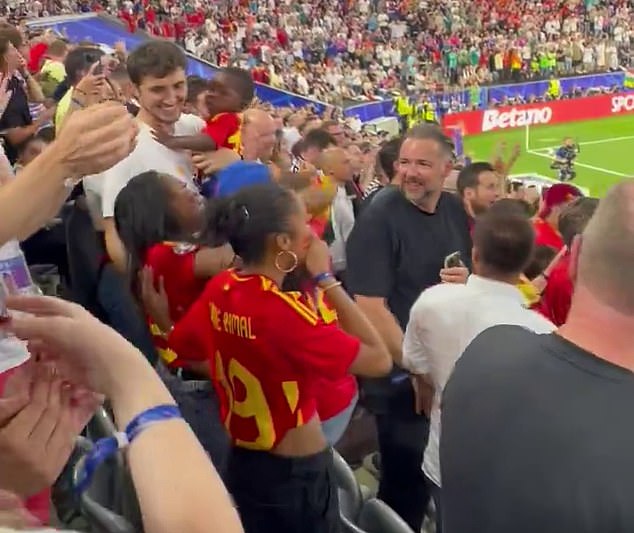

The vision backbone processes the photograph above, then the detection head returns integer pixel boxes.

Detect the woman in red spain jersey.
[155,183,392,533]
[114,170,235,474]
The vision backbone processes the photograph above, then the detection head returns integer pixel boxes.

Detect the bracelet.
[74,404,182,494]
[160,324,174,339]
[71,97,85,108]
[73,87,87,96]
[322,280,342,292]
[313,272,335,285]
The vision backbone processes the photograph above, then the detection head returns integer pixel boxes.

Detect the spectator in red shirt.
[152,183,391,533]
[533,183,583,251]
[114,170,236,474]
[538,197,599,326]
[156,67,254,156]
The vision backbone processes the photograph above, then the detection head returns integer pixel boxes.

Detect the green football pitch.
[463,113,634,197]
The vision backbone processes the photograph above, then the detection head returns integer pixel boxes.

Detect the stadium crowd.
[5,0,633,104]
[0,10,634,533]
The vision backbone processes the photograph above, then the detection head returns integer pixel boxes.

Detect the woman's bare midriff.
[271,415,328,457]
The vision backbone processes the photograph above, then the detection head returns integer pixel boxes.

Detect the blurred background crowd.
[2,0,631,104]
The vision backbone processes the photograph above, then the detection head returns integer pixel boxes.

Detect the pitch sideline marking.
[527,149,629,178]
[533,135,634,149]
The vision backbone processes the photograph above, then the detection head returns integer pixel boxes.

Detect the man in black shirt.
[346,124,472,531]
[440,180,634,533]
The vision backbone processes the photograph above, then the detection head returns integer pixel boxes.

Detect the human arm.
[103,219,128,273]
[345,208,404,361]
[5,296,244,533]
[155,132,217,152]
[192,148,240,175]
[18,56,45,103]
[0,102,137,246]
[193,244,237,278]
[305,238,391,377]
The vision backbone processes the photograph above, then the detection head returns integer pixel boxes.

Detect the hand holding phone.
[444,251,463,269]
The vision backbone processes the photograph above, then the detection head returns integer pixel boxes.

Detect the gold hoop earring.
[274,250,298,273]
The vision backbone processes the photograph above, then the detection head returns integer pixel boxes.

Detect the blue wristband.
[313,272,334,285]
[75,404,181,494]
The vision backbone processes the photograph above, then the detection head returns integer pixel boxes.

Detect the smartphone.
[444,251,463,269]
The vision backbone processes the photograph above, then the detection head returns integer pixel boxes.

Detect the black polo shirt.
[0,75,32,164]
[441,326,634,533]
[345,186,472,408]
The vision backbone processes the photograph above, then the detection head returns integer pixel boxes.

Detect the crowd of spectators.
[4,0,632,105]
[1,10,634,533]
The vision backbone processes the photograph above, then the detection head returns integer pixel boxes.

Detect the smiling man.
[101,41,205,272]
[345,124,472,532]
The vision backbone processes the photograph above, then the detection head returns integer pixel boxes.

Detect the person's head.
[64,46,104,86]
[346,144,364,174]
[47,39,68,61]
[185,75,211,119]
[0,34,21,74]
[524,244,558,279]
[108,63,134,102]
[241,108,277,161]
[489,197,533,218]
[472,209,535,283]
[563,136,574,147]
[114,171,205,286]
[126,41,188,125]
[207,67,255,116]
[376,137,403,185]
[558,197,599,249]
[397,124,454,210]
[322,120,346,147]
[207,183,312,273]
[300,129,336,164]
[539,182,584,225]
[318,147,353,184]
[571,181,634,316]
[0,23,27,59]
[457,161,500,217]
[16,129,53,166]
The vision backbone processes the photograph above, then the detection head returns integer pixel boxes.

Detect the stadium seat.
[341,498,416,533]
[72,437,137,533]
[332,450,363,525]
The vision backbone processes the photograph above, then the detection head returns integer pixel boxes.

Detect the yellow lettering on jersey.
[158,347,178,365]
[222,312,256,339]
[210,303,222,331]
[282,381,299,413]
[265,284,319,325]
[218,355,276,450]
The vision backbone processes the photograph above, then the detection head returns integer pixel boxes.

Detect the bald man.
[440,182,634,533]
[241,108,278,162]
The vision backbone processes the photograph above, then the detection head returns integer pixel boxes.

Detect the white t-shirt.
[101,113,205,218]
[402,275,555,487]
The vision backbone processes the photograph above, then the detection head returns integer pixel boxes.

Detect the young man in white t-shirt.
[101,41,205,272]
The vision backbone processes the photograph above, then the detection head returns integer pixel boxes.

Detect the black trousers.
[228,447,341,533]
[373,379,430,531]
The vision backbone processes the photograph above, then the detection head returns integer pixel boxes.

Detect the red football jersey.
[144,242,208,367]
[204,112,242,154]
[169,269,360,451]
[533,217,564,251]
[302,288,358,422]
[537,252,573,327]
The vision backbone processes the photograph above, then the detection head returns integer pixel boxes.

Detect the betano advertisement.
[442,93,634,135]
